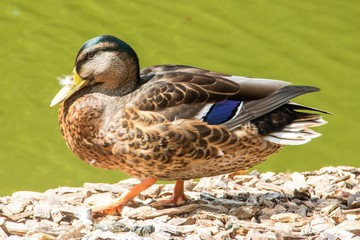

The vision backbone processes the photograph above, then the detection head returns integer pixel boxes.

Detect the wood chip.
[83,181,135,193]
[255,181,292,195]
[0,228,8,238]
[149,220,197,234]
[0,217,5,226]
[9,210,34,221]
[4,221,29,235]
[347,192,360,208]
[166,217,188,226]
[25,232,57,240]
[123,204,199,220]
[140,184,164,198]
[12,191,45,200]
[270,213,302,223]
[291,172,306,182]
[334,220,360,235]
[34,204,51,219]
[309,217,336,233]
[83,192,114,206]
[229,205,260,220]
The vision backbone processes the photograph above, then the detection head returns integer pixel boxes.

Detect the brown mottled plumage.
[51,35,328,215]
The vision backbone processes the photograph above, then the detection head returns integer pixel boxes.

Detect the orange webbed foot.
[153,180,189,207]
[91,177,157,215]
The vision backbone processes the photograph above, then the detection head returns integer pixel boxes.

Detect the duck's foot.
[153,180,189,207]
[91,177,157,215]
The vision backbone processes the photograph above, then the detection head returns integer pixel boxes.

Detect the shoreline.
[0,166,359,239]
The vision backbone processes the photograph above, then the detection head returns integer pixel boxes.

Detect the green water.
[0,0,359,196]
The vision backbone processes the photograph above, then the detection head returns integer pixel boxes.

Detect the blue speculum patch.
[203,100,242,124]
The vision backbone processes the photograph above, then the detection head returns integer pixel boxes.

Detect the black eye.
[86,51,95,59]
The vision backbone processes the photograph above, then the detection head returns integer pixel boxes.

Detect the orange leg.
[92,177,157,215]
[157,180,188,206]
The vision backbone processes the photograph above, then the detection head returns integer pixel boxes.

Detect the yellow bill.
[50,68,88,107]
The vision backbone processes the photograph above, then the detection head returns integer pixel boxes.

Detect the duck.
[50,35,328,215]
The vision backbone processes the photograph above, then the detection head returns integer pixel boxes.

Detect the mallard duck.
[50,35,328,215]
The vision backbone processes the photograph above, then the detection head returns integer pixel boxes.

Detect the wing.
[140,65,289,100]
[132,65,290,123]
[133,67,240,121]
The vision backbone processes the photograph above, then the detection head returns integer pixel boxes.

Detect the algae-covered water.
[0,0,359,195]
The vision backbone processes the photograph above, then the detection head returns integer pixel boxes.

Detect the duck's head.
[50,35,140,107]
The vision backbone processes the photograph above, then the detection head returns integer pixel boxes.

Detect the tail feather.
[264,116,327,145]
[263,135,312,145]
[288,102,331,115]
[289,118,327,129]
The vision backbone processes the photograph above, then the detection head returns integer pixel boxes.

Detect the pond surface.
[0,0,359,195]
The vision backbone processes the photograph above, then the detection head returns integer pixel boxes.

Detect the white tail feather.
[264,135,312,145]
[289,119,327,128]
[264,117,326,145]
[269,129,321,140]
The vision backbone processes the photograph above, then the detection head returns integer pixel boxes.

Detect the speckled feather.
[59,96,282,180]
